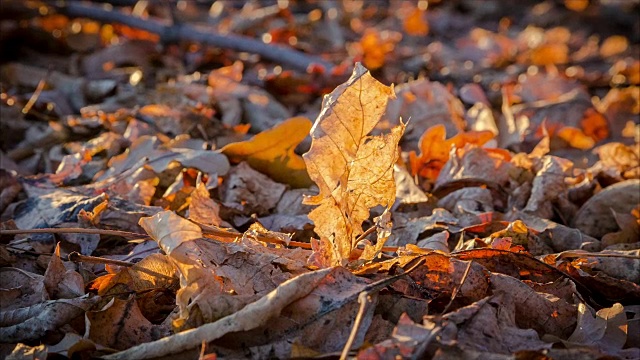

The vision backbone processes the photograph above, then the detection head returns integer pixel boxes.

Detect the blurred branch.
[49,1,335,74]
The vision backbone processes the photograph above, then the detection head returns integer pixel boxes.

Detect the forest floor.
[0,1,639,359]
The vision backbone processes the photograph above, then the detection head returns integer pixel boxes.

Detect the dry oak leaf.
[221,116,314,188]
[303,63,404,264]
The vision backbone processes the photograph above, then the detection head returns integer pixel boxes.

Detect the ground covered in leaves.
[1,0,639,359]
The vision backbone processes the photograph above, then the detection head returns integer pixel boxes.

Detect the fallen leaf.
[139,210,203,254]
[572,179,640,238]
[43,243,85,299]
[425,294,552,354]
[102,268,334,360]
[558,303,628,353]
[0,294,99,343]
[87,296,169,350]
[188,182,225,227]
[220,162,287,216]
[221,117,313,188]
[403,7,429,36]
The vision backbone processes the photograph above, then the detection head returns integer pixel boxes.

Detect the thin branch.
[441,260,472,315]
[340,258,426,359]
[69,252,177,281]
[0,228,148,238]
[50,2,335,74]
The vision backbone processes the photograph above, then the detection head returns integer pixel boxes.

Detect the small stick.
[0,227,148,238]
[0,227,397,252]
[340,258,426,359]
[69,252,176,281]
[22,77,47,115]
[441,260,472,315]
[557,251,640,260]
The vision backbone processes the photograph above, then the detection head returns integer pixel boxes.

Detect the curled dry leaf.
[572,179,640,238]
[303,63,404,265]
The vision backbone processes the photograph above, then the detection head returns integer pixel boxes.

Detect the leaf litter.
[0,1,639,359]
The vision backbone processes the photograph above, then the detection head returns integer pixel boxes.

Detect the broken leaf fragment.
[303,63,404,264]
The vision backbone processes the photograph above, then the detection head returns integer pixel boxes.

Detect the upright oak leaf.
[303,63,404,265]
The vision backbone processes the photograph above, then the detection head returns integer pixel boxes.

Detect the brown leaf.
[87,296,169,350]
[303,63,404,264]
[426,294,552,354]
[220,162,287,216]
[0,295,99,343]
[357,313,438,359]
[562,303,628,353]
[43,243,84,299]
[572,179,640,238]
[490,273,577,338]
[0,268,47,310]
[188,182,226,227]
[102,267,334,360]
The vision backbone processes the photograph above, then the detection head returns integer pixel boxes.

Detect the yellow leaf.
[221,116,313,188]
[557,126,595,150]
[303,63,404,265]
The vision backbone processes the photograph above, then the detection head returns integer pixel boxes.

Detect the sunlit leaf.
[303,63,404,264]
[404,7,429,36]
[410,124,495,181]
[221,117,313,188]
[139,210,203,254]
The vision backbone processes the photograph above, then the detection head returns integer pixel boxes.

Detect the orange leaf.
[557,127,595,150]
[358,30,399,70]
[530,43,569,66]
[580,108,609,141]
[410,124,495,181]
[404,8,429,36]
[565,0,589,11]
